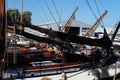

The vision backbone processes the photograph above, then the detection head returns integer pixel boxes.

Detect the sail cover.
[15,22,112,48]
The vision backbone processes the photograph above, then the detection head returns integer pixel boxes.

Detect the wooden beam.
[0,0,5,59]
[0,0,5,78]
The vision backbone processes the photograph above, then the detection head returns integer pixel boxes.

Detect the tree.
[7,8,20,26]
[7,9,32,26]
[22,11,32,24]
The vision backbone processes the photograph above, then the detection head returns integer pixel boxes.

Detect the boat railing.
[4,62,97,79]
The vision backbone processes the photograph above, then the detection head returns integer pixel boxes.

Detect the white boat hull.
[15,59,120,80]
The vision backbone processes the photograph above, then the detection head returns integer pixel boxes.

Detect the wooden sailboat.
[1,0,120,80]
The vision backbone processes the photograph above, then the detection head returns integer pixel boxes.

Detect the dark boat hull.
[7,50,46,66]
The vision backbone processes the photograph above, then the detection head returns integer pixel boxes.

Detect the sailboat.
[1,0,120,80]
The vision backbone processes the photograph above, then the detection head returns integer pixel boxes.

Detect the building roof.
[36,19,90,31]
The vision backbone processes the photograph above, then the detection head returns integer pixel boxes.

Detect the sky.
[7,0,120,30]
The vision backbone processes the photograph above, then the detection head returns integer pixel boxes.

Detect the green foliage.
[7,8,32,26]
[22,11,32,24]
[7,8,20,25]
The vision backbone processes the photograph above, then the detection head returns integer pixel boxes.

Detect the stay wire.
[30,0,48,27]
[86,0,102,32]
[86,0,97,19]
[37,0,50,28]
[99,0,106,10]
[94,0,105,27]
[86,0,105,29]
[99,0,107,28]
[52,0,61,23]
[44,0,60,27]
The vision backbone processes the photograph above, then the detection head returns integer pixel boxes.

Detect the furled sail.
[15,22,112,48]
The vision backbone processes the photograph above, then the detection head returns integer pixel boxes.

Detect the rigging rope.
[44,0,60,27]
[85,0,100,36]
[37,0,50,28]
[94,0,105,27]
[85,0,97,19]
[85,0,106,32]
[58,7,64,31]
[30,0,47,25]
[99,0,106,10]
[94,0,101,18]
[99,0,108,28]
[52,0,61,23]
[60,7,64,24]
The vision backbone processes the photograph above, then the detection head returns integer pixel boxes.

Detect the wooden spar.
[15,29,72,47]
[60,7,78,32]
[0,0,5,77]
[84,10,107,37]
[0,0,5,60]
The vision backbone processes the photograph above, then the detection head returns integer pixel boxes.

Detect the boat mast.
[20,0,23,32]
[60,7,78,32]
[0,0,5,77]
[84,10,107,37]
